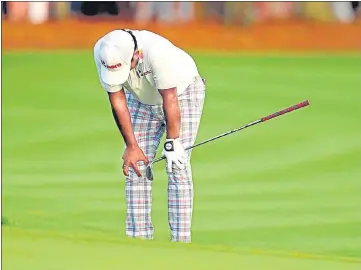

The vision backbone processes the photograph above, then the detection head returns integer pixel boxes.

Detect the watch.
[164,141,174,151]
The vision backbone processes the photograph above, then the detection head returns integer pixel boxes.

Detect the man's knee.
[166,161,192,179]
[125,162,148,182]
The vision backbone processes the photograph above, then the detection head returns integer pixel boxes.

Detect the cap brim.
[100,64,130,86]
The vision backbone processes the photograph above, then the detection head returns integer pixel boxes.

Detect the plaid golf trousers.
[124,76,206,242]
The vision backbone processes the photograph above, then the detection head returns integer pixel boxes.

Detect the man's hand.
[122,146,149,177]
[162,138,187,172]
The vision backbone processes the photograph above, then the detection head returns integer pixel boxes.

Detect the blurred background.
[2,1,361,51]
[2,1,361,24]
[2,2,361,270]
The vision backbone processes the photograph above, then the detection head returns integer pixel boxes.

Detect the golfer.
[93,29,206,243]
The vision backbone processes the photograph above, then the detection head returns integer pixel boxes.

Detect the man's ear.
[133,50,139,59]
[130,51,140,68]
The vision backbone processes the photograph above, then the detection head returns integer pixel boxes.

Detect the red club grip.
[261,100,310,122]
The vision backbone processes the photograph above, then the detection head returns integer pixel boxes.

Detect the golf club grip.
[261,100,310,122]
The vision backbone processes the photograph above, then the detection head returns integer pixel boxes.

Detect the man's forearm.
[161,88,181,139]
[111,107,138,148]
[108,92,138,148]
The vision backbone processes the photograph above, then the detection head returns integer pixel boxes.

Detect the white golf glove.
[162,138,187,172]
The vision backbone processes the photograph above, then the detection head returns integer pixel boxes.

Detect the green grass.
[2,51,361,270]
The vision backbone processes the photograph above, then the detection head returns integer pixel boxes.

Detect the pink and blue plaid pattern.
[124,76,205,242]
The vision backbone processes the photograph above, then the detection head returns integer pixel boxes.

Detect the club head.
[145,163,154,181]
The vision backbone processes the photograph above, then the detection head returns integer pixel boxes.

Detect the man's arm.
[108,89,138,148]
[108,89,149,177]
[149,45,187,170]
[159,87,181,139]
[148,46,180,139]
[159,87,187,172]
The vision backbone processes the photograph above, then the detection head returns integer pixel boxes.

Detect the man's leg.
[125,92,165,239]
[167,76,206,242]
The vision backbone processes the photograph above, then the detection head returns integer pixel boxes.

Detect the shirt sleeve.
[149,45,178,90]
[100,80,123,93]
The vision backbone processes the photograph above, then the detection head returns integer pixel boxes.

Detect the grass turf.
[2,51,361,270]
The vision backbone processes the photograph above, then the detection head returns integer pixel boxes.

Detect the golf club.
[145,99,310,180]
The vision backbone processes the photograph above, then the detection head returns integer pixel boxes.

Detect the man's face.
[130,50,140,70]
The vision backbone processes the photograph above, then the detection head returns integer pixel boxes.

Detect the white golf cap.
[98,30,135,85]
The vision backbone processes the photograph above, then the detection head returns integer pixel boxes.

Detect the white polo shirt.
[94,30,200,105]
